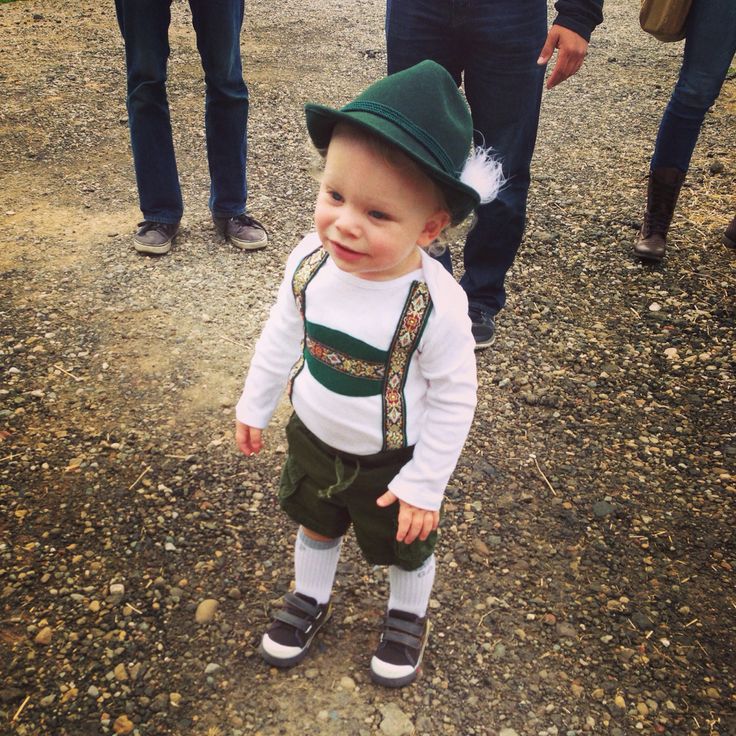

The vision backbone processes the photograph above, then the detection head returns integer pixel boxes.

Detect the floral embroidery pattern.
[383,282,432,450]
[292,247,329,317]
[306,335,385,380]
[288,247,329,398]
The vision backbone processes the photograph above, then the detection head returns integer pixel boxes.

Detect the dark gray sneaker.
[213,213,268,250]
[468,307,496,350]
[259,592,332,668]
[370,609,430,688]
[133,221,179,255]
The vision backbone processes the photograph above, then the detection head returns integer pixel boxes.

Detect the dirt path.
[1,1,734,735]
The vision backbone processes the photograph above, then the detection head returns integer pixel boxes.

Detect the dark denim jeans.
[115,0,249,224]
[386,0,547,316]
[651,0,736,173]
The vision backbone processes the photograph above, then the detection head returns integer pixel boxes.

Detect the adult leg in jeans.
[461,1,546,317]
[189,0,249,219]
[636,0,736,261]
[386,0,546,317]
[115,0,183,225]
[651,0,736,173]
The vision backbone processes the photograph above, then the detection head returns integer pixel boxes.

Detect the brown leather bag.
[640,0,693,42]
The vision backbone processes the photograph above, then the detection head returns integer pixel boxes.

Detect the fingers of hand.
[397,507,438,544]
[377,490,398,507]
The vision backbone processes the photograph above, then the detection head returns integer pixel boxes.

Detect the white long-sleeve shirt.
[236,233,477,511]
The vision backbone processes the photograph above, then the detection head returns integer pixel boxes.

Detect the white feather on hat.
[459,146,505,205]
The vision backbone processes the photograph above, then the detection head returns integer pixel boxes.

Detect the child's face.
[314,126,450,281]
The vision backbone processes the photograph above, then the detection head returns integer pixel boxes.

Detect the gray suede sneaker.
[213,213,268,250]
[133,221,179,255]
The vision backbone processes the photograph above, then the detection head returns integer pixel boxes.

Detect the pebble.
[87,686,99,698]
[195,599,218,624]
[379,703,414,736]
[499,729,520,736]
[113,714,134,734]
[109,583,125,596]
[34,626,52,645]
[339,676,356,691]
[204,663,221,675]
[592,500,615,518]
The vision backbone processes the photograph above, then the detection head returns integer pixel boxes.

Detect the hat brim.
[305,103,480,223]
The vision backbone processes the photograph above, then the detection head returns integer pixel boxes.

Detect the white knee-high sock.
[294,527,342,605]
[388,555,436,618]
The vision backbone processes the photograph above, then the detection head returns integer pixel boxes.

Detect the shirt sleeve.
[386,303,477,511]
[235,242,311,428]
[553,0,604,42]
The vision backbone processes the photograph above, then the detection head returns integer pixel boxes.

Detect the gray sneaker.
[468,307,496,350]
[213,213,268,250]
[133,221,179,255]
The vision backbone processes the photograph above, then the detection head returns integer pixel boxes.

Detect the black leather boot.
[634,167,686,262]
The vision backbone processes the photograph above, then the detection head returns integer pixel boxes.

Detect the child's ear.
[417,210,451,246]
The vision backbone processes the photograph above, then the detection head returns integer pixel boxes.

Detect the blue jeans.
[651,0,736,173]
[115,0,249,224]
[386,0,547,316]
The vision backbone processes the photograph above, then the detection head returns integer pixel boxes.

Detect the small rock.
[339,676,356,691]
[113,663,128,682]
[113,714,134,734]
[380,702,414,736]
[34,626,52,645]
[593,500,615,518]
[195,598,218,624]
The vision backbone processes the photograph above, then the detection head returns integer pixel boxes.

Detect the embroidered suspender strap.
[288,247,330,398]
[292,247,329,316]
[382,280,433,450]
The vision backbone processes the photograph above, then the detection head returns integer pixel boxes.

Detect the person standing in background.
[634,0,736,262]
[386,0,604,348]
[115,0,268,256]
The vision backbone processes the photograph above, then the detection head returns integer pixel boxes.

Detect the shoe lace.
[138,220,172,235]
[232,213,267,234]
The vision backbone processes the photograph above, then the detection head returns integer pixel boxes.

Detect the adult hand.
[537,25,589,90]
[376,491,439,545]
[235,420,263,456]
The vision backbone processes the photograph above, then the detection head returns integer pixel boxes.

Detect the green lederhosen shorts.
[279,413,438,571]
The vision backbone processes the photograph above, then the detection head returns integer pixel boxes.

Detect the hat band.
[341,101,457,176]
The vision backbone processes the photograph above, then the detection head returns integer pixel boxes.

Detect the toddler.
[235,60,503,687]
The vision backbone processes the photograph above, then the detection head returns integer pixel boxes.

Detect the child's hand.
[235,420,263,456]
[376,491,439,545]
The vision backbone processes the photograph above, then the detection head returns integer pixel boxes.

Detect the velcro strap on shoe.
[385,615,425,638]
[283,592,320,618]
[383,628,423,649]
[273,609,312,632]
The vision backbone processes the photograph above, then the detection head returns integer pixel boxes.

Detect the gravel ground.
[1,1,735,735]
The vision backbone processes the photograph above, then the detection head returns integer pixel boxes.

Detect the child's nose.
[335,207,361,236]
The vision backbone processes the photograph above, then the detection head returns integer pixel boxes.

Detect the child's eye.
[369,210,388,220]
[329,190,343,203]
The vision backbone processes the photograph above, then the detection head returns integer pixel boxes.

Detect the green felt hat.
[305,60,480,223]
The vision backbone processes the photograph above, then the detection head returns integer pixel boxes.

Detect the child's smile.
[314,125,450,281]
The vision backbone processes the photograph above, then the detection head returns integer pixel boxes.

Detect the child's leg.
[388,554,435,617]
[294,526,343,604]
[370,555,436,688]
[259,525,341,668]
